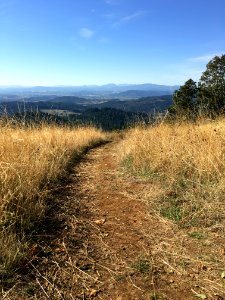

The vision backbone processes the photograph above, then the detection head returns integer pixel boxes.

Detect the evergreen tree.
[171,79,198,117]
[198,54,225,114]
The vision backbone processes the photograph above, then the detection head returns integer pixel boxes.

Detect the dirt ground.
[3,140,225,300]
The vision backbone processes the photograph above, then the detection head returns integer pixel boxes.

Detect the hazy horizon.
[0,82,180,88]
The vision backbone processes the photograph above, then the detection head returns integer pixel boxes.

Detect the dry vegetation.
[119,119,225,298]
[2,117,225,299]
[0,121,106,276]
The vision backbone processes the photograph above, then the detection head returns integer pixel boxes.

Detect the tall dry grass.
[120,120,225,298]
[0,121,106,273]
[120,119,225,228]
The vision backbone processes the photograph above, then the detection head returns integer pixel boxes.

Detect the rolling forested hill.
[90,95,172,113]
[0,94,172,130]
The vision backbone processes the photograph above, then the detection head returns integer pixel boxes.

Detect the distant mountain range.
[0,83,179,99]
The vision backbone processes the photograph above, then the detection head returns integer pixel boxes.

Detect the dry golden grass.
[120,120,225,226]
[119,119,225,298]
[121,120,225,181]
[0,121,106,274]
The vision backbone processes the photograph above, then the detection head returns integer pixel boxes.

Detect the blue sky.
[0,0,224,86]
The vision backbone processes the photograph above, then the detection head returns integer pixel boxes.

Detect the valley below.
[0,85,173,130]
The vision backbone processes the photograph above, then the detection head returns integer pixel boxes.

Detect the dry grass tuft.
[0,121,106,274]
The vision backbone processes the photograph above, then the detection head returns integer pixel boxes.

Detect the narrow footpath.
[8,140,206,300]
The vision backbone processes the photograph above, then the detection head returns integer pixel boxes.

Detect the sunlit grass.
[0,120,106,273]
[120,119,225,227]
[119,118,225,297]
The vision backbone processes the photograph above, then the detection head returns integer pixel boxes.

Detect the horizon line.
[0,82,180,88]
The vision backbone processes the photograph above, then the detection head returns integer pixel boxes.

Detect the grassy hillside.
[120,120,225,225]
[0,121,106,275]
[119,119,225,297]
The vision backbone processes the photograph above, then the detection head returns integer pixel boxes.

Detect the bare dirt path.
[8,140,217,300]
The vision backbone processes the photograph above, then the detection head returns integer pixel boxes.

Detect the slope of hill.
[0,95,172,130]
[111,90,174,99]
[75,108,147,130]
[91,95,172,114]
[3,120,225,299]
[2,108,146,131]
[0,95,172,115]
[0,100,84,115]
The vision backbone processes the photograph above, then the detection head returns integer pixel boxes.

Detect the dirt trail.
[9,140,208,299]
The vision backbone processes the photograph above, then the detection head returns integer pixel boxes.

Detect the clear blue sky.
[0,0,224,86]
